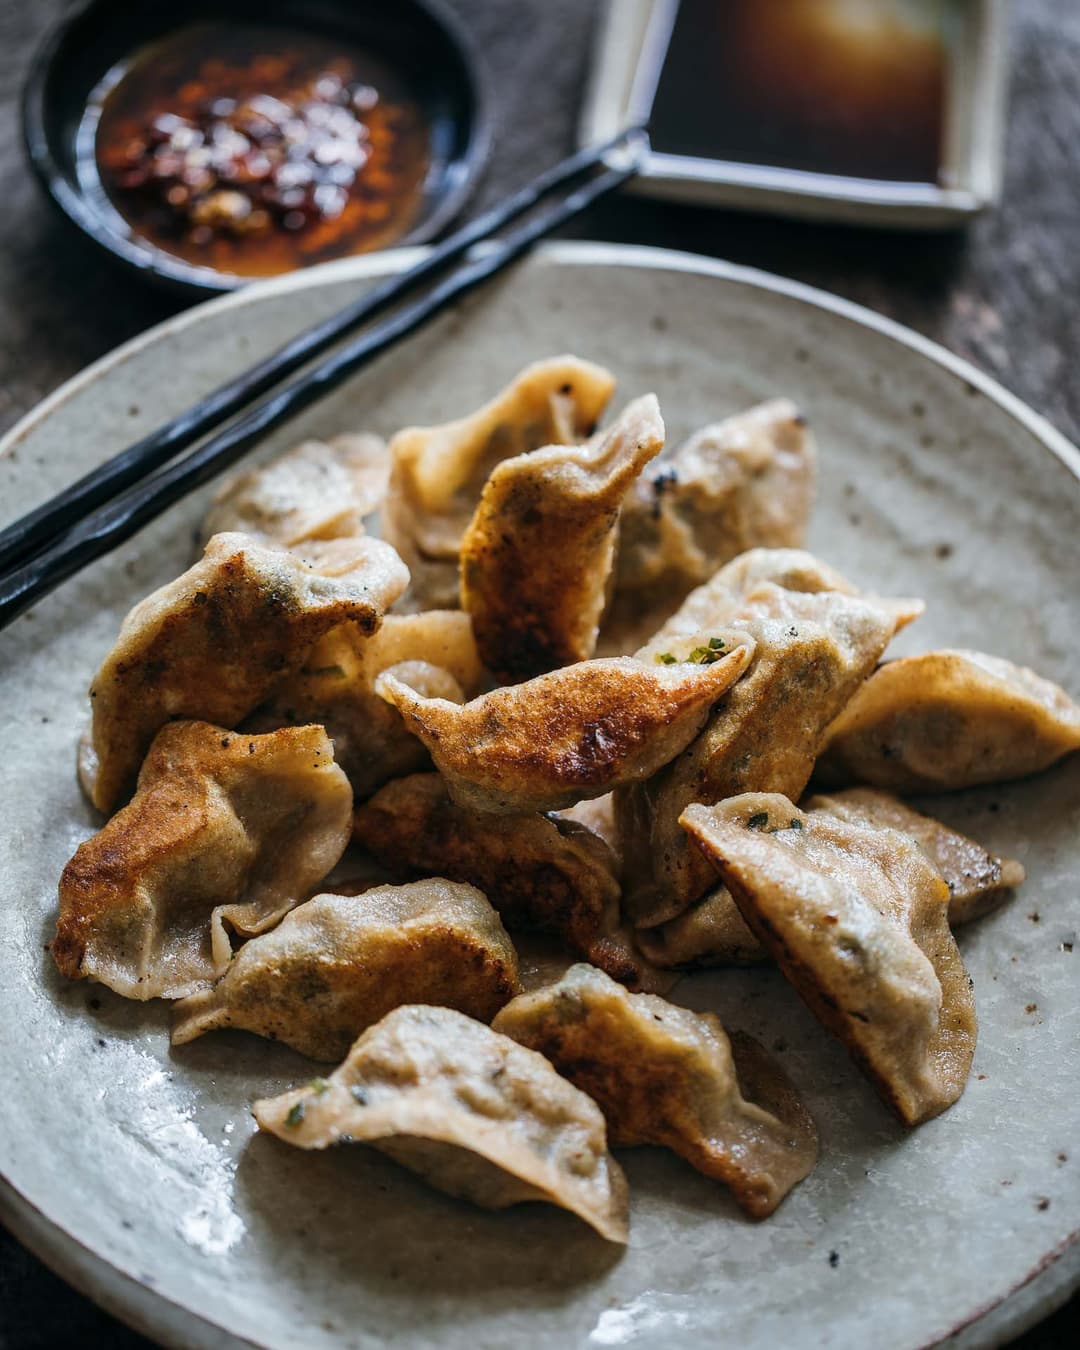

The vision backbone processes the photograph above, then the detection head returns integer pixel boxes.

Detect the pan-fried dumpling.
[641,789,1026,967]
[493,964,818,1217]
[816,650,1080,793]
[353,774,649,987]
[557,793,622,873]
[614,401,817,616]
[201,434,387,548]
[249,611,483,799]
[460,395,665,681]
[374,632,755,814]
[681,794,977,1125]
[807,788,1025,926]
[171,880,519,1060]
[651,547,923,643]
[84,532,408,812]
[384,356,616,610]
[253,1004,629,1242]
[55,721,352,1000]
[622,582,912,927]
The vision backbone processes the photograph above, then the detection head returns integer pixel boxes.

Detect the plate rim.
[1,238,1077,1350]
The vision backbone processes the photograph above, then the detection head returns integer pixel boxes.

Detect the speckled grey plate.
[1,242,1078,1350]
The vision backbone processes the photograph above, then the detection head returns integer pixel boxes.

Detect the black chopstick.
[0,142,645,631]
[0,126,644,577]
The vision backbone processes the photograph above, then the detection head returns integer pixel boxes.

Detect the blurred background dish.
[23,0,490,293]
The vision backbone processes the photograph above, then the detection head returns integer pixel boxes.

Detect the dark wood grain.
[1,0,1077,1346]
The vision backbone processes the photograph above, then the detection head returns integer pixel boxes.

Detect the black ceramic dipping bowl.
[23,0,490,294]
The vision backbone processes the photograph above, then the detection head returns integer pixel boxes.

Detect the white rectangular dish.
[581,0,1008,228]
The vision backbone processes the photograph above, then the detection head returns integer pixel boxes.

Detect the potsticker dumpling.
[354,774,649,987]
[254,1005,629,1242]
[384,356,616,610]
[374,632,755,814]
[460,395,665,681]
[621,579,915,928]
[493,964,817,1218]
[816,650,1080,793]
[641,788,1025,967]
[172,880,519,1061]
[681,794,977,1125]
[55,721,353,1000]
[84,532,408,812]
[614,401,817,615]
[201,434,388,549]
[808,788,1025,926]
[249,611,483,799]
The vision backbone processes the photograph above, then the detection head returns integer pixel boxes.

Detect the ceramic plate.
[1,242,1077,1350]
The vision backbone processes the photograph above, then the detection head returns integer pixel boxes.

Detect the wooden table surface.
[0,0,1076,1345]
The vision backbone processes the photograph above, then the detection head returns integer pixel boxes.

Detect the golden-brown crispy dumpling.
[808,788,1025,926]
[641,789,1025,968]
[171,880,519,1060]
[201,434,388,549]
[460,395,665,681]
[353,774,651,987]
[384,356,616,610]
[249,611,483,799]
[253,1004,630,1242]
[615,401,817,608]
[55,721,352,1000]
[374,632,755,814]
[84,532,408,812]
[493,964,817,1217]
[816,650,1080,793]
[681,793,977,1125]
[622,582,912,928]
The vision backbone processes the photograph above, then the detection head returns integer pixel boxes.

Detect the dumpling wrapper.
[374,632,755,814]
[55,721,353,1000]
[249,610,483,799]
[460,395,665,681]
[807,788,1025,926]
[622,578,916,927]
[641,788,1026,967]
[612,401,817,632]
[681,793,977,1126]
[649,546,923,644]
[201,434,388,548]
[84,531,408,812]
[816,649,1080,793]
[171,880,519,1061]
[384,356,616,610]
[493,963,818,1218]
[253,1004,630,1243]
[353,774,656,989]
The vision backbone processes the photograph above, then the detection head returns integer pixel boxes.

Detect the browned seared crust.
[55,721,353,999]
[620,578,909,927]
[815,649,1080,793]
[86,532,408,811]
[682,794,977,1126]
[171,880,519,1060]
[460,395,664,681]
[374,634,754,814]
[254,1005,630,1243]
[493,964,818,1218]
[383,356,616,610]
[353,774,653,988]
[248,610,483,799]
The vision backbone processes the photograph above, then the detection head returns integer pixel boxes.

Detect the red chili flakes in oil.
[93,24,431,276]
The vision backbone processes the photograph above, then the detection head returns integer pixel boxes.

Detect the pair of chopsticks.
[0,128,646,633]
